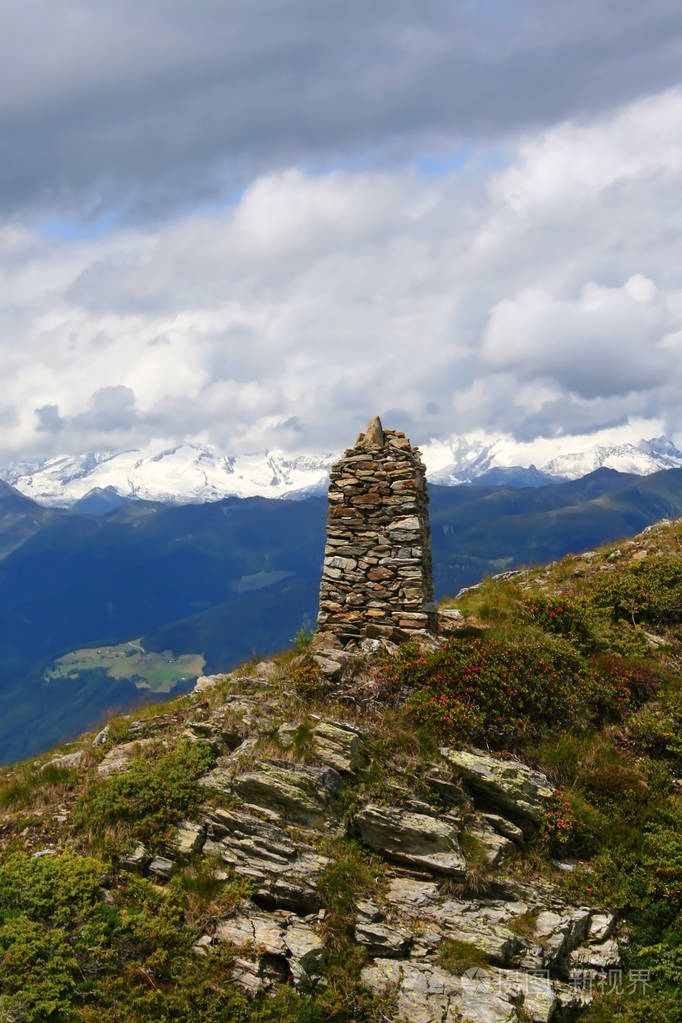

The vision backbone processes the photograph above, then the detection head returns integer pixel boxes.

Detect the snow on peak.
[421,432,682,483]
[0,443,336,507]
[1,433,681,507]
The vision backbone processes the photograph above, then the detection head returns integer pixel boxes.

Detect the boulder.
[355,804,466,876]
[284,921,325,989]
[312,720,367,773]
[231,761,342,830]
[311,650,348,679]
[465,818,517,865]
[148,856,175,880]
[482,813,526,847]
[215,907,286,957]
[440,748,553,826]
[360,959,520,1023]
[355,898,385,922]
[168,820,205,858]
[41,750,84,771]
[529,907,592,965]
[192,673,228,695]
[569,937,620,971]
[215,905,324,992]
[355,920,412,957]
[587,912,615,942]
[96,738,156,777]
[191,934,214,957]
[92,724,110,747]
[118,842,150,873]
[385,878,441,910]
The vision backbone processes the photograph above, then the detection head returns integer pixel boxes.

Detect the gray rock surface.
[118,842,150,873]
[148,855,175,880]
[232,761,342,830]
[355,920,412,957]
[201,806,330,912]
[169,820,205,858]
[311,720,367,773]
[355,803,467,876]
[41,750,85,771]
[441,748,554,825]
[215,903,324,992]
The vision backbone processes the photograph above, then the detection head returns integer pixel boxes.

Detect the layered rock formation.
[317,416,437,644]
[92,667,620,1020]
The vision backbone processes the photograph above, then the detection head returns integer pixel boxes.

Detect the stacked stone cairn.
[317,416,438,646]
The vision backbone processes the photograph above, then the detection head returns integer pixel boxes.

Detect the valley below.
[2,466,682,764]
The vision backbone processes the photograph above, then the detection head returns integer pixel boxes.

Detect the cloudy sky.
[2,0,682,462]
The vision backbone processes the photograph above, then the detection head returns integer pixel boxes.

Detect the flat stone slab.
[440,748,554,826]
[312,720,367,773]
[355,803,466,876]
[232,761,342,830]
[361,959,583,1023]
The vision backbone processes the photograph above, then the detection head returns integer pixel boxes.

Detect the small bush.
[540,790,584,857]
[379,635,617,748]
[438,937,489,975]
[627,687,682,764]
[589,555,682,625]
[289,658,331,698]
[74,739,215,851]
[592,654,667,705]
[523,595,595,651]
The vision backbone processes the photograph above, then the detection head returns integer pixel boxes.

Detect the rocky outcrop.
[360,959,571,1023]
[201,805,330,913]
[317,416,437,645]
[213,903,325,994]
[441,748,554,826]
[76,674,621,1019]
[355,804,467,876]
[96,738,157,777]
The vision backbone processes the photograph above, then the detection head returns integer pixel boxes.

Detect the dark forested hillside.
[2,467,682,763]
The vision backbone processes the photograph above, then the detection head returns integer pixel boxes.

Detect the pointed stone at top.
[363,416,385,449]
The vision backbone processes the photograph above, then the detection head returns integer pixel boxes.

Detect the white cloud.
[481,276,674,398]
[2,88,682,460]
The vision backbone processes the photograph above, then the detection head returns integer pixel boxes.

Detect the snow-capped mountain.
[1,435,681,508]
[0,444,335,507]
[424,435,682,485]
[543,437,682,479]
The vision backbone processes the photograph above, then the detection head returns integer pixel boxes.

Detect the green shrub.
[593,619,650,658]
[289,658,331,698]
[589,555,682,625]
[627,687,682,765]
[74,739,215,851]
[539,790,584,857]
[592,653,667,704]
[381,635,622,748]
[438,937,489,975]
[522,595,595,651]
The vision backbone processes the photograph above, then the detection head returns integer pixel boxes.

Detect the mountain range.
[2,462,682,764]
[1,435,681,507]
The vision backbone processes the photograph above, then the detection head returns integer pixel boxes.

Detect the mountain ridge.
[3,466,682,765]
[2,435,681,507]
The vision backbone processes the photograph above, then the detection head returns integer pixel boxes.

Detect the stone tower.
[317,417,437,644]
